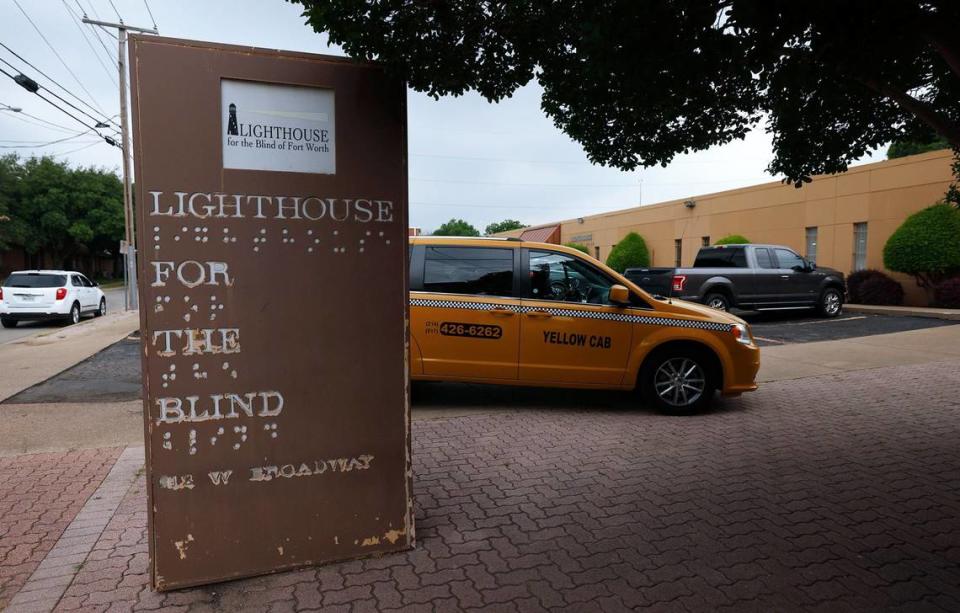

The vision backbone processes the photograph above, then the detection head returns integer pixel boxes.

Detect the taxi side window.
[423,246,514,296]
[528,250,617,305]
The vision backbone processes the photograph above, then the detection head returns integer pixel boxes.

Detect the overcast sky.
[0,0,886,233]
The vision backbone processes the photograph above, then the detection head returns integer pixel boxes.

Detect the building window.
[702,236,710,247]
[674,239,682,267]
[594,246,600,260]
[853,222,868,271]
[805,227,818,264]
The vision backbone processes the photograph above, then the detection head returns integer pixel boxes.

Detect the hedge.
[883,203,960,288]
[605,232,650,272]
[714,234,750,245]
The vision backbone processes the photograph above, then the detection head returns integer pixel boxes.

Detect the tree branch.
[859,78,960,148]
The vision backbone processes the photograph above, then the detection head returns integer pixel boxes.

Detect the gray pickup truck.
[624,244,847,317]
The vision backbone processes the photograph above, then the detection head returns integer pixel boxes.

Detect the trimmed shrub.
[564,242,589,255]
[883,203,960,289]
[847,269,887,303]
[714,234,750,245]
[933,276,960,308]
[606,232,650,272]
[857,275,905,306]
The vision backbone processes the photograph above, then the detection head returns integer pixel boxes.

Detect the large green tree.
[433,218,480,236]
[484,219,525,235]
[1,155,123,268]
[294,1,960,187]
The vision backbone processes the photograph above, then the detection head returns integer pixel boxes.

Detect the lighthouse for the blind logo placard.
[227,103,239,136]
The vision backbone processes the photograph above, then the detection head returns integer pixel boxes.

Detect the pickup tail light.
[55,287,67,301]
[672,275,687,292]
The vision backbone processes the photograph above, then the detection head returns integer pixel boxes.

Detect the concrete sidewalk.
[4,360,960,611]
[0,311,139,404]
[757,322,960,382]
[846,303,960,321]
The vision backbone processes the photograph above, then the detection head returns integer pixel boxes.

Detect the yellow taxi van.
[409,237,760,414]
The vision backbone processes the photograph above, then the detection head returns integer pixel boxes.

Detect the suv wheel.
[1,316,15,329]
[95,298,106,317]
[704,292,730,312]
[818,288,843,318]
[68,302,80,325]
[641,348,717,415]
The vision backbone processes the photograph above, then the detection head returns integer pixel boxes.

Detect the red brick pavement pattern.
[34,361,960,611]
[0,447,123,609]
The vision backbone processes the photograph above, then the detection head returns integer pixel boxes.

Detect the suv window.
[529,250,617,305]
[3,273,67,288]
[693,247,747,268]
[71,276,83,287]
[423,246,514,296]
[774,248,804,270]
[755,248,775,269]
[80,275,94,287]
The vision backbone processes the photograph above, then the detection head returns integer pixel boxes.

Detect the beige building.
[504,149,955,306]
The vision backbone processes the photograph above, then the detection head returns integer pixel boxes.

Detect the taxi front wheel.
[641,348,718,415]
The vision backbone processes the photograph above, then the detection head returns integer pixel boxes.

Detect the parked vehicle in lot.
[408,237,760,413]
[0,270,106,328]
[624,244,846,317]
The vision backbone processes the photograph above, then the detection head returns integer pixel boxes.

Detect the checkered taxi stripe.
[409,298,734,333]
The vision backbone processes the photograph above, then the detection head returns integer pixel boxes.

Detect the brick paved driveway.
[4,360,960,612]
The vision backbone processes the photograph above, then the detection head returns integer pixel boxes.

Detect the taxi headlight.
[731,323,754,346]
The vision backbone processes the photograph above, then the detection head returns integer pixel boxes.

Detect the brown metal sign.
[129,36,412,590]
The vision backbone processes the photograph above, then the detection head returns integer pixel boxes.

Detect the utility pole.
[82,17,157,311]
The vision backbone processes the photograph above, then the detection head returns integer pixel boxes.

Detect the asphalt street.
[0,286,126,345]
[5,309,956,405]
[742,310,958,346]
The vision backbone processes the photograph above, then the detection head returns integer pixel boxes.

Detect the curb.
[845,304,960,321]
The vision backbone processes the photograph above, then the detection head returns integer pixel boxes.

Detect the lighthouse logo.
[227,103,238,136]
[221,79,336,174]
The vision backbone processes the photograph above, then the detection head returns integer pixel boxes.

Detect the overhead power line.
[0,66,119,148]
[142,0,158,30]
[12,0,107,116]
[62,0,119,87]
[0,130,98,149]
[0,43,120,130]
[0,104,84,134]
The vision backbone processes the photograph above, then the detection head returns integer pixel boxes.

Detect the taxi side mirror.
[609,284,630,305]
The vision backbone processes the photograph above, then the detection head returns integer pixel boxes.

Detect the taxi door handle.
[527,309,553,319]
[489,307,515,317]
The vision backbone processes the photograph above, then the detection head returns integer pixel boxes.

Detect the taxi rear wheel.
[641,347,717,415]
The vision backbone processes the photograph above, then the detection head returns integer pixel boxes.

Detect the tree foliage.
[564,242,589,255]
[433,218,480,237]
[605,232,650,273]
[883,203,960,289]
[887,136,950,159]
[0,154,123,267]
[294,1,960,186]
[714,234,751,245]
[484,219,525,235]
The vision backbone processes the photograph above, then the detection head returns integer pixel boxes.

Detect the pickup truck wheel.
[818,288,843,318]
[1,317,16,329]
[704,292,730,312]
[642,349,717,415]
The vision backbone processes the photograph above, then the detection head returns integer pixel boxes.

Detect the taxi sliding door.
[410,245,520,380]
[519,249,633,385]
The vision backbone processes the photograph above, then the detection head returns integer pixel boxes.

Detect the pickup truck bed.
[624,244,847,316]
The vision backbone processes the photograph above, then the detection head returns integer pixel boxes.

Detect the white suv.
[0,270,107,328]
